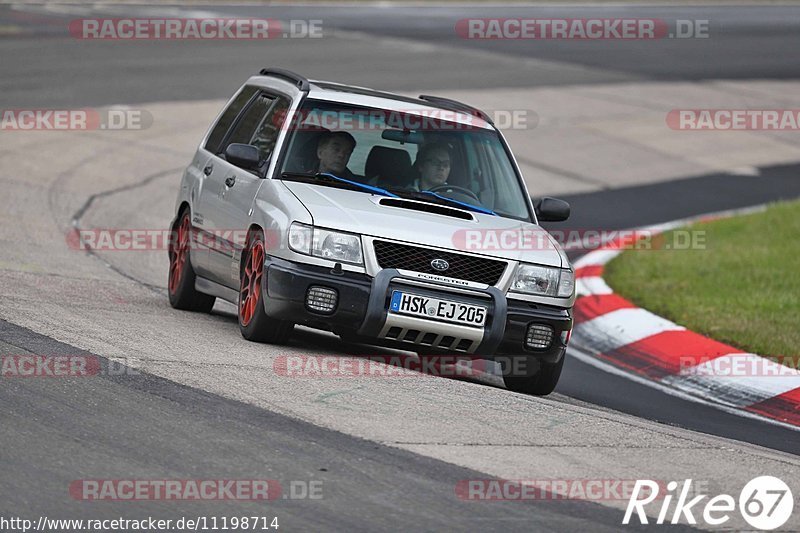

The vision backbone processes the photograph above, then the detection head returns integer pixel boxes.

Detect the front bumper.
[263,256,572,360]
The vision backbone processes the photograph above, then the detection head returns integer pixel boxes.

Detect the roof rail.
[259,67,310,91]
[418,94,493,124]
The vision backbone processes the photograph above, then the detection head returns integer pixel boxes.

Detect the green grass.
[604,200,800,360]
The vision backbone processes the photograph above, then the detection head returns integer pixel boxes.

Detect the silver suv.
[169,68,575,395]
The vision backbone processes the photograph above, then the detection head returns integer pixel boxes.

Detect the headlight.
[314,227,363,264]
[511,263,574,298]
[288,222,363,265]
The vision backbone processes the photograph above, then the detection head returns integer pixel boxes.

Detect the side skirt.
[195,275,239,305]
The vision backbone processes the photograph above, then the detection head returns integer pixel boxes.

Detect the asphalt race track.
[2,3,800,531]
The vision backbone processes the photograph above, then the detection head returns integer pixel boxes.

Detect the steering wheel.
[427,184,481,204]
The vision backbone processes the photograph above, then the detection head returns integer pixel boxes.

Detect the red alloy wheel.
[239,239,264,327]
[168,215,191,294]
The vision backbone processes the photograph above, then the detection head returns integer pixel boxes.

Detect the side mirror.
[534,197,570,222]
[225,143,261,171]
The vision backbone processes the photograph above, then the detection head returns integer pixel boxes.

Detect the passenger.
[315,131,357,179]
[412,142,451,191]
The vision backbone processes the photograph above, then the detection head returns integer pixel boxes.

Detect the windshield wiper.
[387,188,496,216]
[280,172,399,198]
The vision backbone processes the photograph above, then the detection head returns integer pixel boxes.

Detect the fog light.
[525,324,554,349]
[306,286,337,314]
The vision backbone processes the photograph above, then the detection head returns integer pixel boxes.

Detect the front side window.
[250,96,291,162]
[278,100,531,221]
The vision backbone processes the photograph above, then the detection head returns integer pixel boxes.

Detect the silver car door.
[208,93,292,289]
[191,86,259,280]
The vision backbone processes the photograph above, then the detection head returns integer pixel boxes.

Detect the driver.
[412,142,451,191]
[315,131,357,178]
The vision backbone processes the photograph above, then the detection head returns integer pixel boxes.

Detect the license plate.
[389,291,487,327]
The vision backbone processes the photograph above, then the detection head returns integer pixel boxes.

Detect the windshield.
[278,99,532,221]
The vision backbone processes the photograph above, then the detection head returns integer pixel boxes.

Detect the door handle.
[225,176,236,187]
[203,164,213,176]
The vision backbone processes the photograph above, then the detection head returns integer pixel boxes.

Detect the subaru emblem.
[430,258,449,271]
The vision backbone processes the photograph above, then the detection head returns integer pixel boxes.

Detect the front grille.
[373,240,507,285]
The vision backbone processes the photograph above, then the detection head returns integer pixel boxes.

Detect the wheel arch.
[240,223,267,278]
[172,201,192,229]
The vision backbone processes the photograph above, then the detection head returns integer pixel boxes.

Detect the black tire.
[238,229,293,343]
[501,353,565,396]
[168,210,216,312]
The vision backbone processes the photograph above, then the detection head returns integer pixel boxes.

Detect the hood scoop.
[378,197,475,221]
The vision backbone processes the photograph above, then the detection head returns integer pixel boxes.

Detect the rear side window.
[223,93,291,164]
[226,94,276,148]
[204,85,258,154]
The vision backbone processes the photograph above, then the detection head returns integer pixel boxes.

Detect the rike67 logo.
[624,476,794,530]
